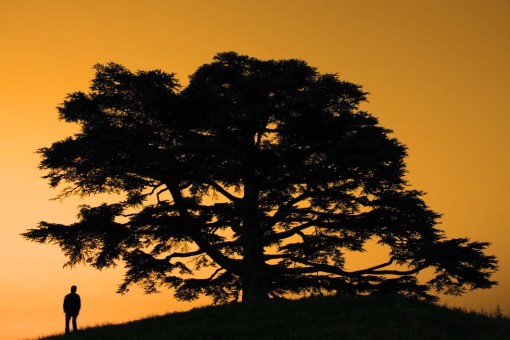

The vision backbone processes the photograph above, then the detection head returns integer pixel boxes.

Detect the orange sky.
[1,1,509,339]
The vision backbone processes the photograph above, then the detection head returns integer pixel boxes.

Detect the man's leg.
[71,314,78,332]
[65,314,71,334]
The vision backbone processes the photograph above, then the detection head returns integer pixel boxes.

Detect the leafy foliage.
[23,52,497,303]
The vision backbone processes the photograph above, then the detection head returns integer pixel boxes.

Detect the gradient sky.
[1,1,509,339]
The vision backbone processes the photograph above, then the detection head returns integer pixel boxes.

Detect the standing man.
[63,285,81,334]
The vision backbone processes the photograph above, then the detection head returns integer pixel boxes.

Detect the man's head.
[71,285,77,293]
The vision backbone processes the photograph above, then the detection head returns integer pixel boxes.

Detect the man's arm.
[63,295,68,313]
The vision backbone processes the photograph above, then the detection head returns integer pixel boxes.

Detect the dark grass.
[37,295,510,340]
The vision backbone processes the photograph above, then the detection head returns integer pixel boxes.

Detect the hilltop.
[38,295,510,340]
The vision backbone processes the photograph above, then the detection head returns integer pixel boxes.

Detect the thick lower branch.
[267,255,428,277]
[165,180,243,273]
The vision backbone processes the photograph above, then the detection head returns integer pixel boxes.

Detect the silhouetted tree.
[23,52,497,303]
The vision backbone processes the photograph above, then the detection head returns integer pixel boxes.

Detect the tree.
[23,52,497,303]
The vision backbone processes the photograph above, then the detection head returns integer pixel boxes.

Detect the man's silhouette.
[63,285,81,334]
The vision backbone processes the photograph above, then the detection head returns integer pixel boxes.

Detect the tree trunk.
[241,264,269,302]
[241,178,269,302]
[240,222,268,302]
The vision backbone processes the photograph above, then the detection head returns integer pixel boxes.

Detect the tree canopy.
[23,52,497,303]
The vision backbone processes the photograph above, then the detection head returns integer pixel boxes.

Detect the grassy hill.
[38,295,510,340]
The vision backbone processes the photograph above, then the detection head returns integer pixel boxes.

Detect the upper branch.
[165,249,204,262]
[265,221,316,243]
[269,188,311,225]
[208,181,242,202]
